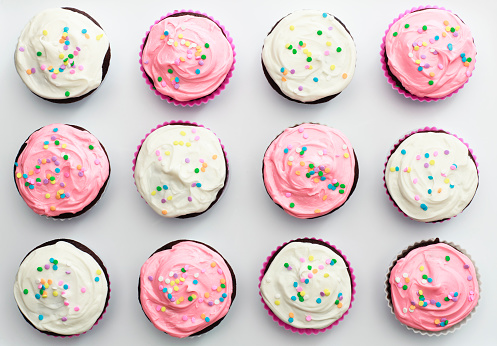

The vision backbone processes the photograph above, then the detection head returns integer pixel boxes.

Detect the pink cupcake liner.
[382,126,479,223]
[380,5,476,102]
[384,238,481,336]
[139,10,236,107]
[258,237,356,335]
[132,120,229,206]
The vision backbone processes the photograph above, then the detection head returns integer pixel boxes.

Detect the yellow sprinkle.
[314,209,320,213]
[180,131,186,136]
[300,291,306,296]
[313,178,319,183]
[57,189,64,195]
[415,59,421,65]
[173,286,179,291]
[414,46,419,51]
[407,167,412,173]
[422,42,427,47]
[180,57,185,62]
[344,153,349,158]
[192,294,197,299]
[295,170,301,176]
[303,49,308,54]
[96,269,102,275]
[330,65,335,71]
[42,294,47,298]
[186,142,191,147]
[324,289,330,296]
[53,291,58,297]
[43,145,49,149]
[50,181,56,185]
[419,301,424,307]
[307,52,312,57]
[275,300,280,305]
[59,53,64,59]
[44,283,49,289]
[455,26,460,31]
[174,41,178,47]
[178,34,183,39]
[322,195,327,201]
[62,33,68,38]
[42,30,48,36]
[173,141,178,145]
[309,65,313,70]
[429,160,435,165]
[285,44,290,49]
[309,256,314,261]
[180,277,185,282]
[444,178,450,184]
[326,41,331,46]
[185,41,190,47]
[179,141,184,146]
[176,300,181,305]
[165,151,170,155]
[161,306,166,312]
[445,26,451,32]
[419,266,424,271]
[167,196,172,201]
[324,273,329,278]
[151,191,156,196]
[390,167,396,172]
[418,290,423,295]
[54,70,59,74]
[289,25,294,31]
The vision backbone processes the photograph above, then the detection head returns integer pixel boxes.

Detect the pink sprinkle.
[332,179,338,184]
[328,27,333,30]
[158,157,162,161]
[74,307,80,312]
[192,317,196,323]
[318,265,324,270]
[414,195,420,201]
[438,64,444,70]
[159,285,163,290]
[433,151,438,157]
[324,50,329,56]
[182,273,188,278]
[51,73,57,79]
[466,71,471,77]
[417,28,423,34]
[300,278,305,283]
[192,128,196,133]
[296,287,303,292]
[397,283,403,288]
[416,155,421,160]
[187,54,193,59]
[308,273,313,278]
[303,133,309,139]
[287,144,292,149]
[58,281,63,286]
[155,150,160,156]
[429,38,435,44]
[64,172,70,178]
[182,315,188,321]
[300,257,305,262]
[19,47,24,52]
[74,51,79,56]
[306,315,312,321]
[323,149,327,155]
[199,159,204,163]
[64,301,70,306]
[201,269,205,273]
[325,259,331,264]
[175,59,180,65]
[161,81,166,87]
[185,265,189,270]
[81,287,86,293]
[285,193,291,197]
[94,159,100,165]
[217,268,223,274]
[194,136,200,141]
[305,65,309,69]
[38,284,42,289]
[450,164,456,170]
[70,69,75,74]
[298,127,304,133]
[211,286,217,290]
[156,305,161,311]
[40,64,46,70]
[198,298,203,303]
[78,65,84,71]
[413,178,418,184]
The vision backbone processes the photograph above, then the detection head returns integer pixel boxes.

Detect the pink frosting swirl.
[385,9,476,98]
[389,243,479,332]
[14,124,110,217]
[139,241,234,338]
[263,124,357,219]
[142,14,233,102]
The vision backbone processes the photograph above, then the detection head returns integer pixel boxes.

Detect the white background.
[0,0,494,345]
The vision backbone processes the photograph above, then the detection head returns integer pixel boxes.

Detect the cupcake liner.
[380,5,476,102]
[258,237,356,334]
[132,120,229,217]
[382,126,479,223]
[139,10,236,107]
[384,238,481,336]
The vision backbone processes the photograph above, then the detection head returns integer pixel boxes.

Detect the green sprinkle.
[36,178,41,182]
[317,30,322,35]
[444,297,450,301]
[54,140,59,145]
[429,80,434,85]
[23,289,28,294]
[309,164,315,169]
[64,91,70,97]
[284,263,289,268]
[299,296,304,302]
[158,76,163,82]
[204,43,210,48]
[181,268,186,273]
[306,57,312,62]
[334,182,339,187]
[287,45,293,50]
[292,49,297,54]
[335,300,339,305]
[445,256,450,261]
[290,203,295,208]
[332,259,337,264]
[450,27,455,33]
[300,150,304,155]
[194,168,199,173]
[63,155,68,160]
[89,145,94,150]
[422,25,427,31]
[68,54,74,59]
[53,260,58,265]
[36,52,42,56]
[157,186,162,191]
[403,285,408,290]
[318,171,323,177]
[405,24,410,29]
[201,55,206,60]
[393,32,398,37]
[37,267,43,272]
[49,176,55,181]
[422,275,428,279]
[168,69,173,74]
[221,284,226,288]
[35,165,40,169]
[188,296,193,301]
[339,189,344,194]
[467,57,472,62]
[299,41,303,46]
[307,265,312,270]
[336,47,342,52]
[340,184,345,188]
[305,173,311,178]
[24,182,30,187]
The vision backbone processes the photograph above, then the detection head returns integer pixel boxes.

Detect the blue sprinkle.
[401,149,406,155]
[44,141,49,145]
[322,13,327,18]
[195,69,200,75]
[418,66,423,72]
[64,27,69,32]
[219,297,224,302]
[320,177,326,181]
[302,147,307,151]
[15,162,18,167]
[163,185,168,190]
[164,31,169,36]
[428,176,433,180]
[162,288,167,293]
[420,203,428,211]
[461,53,465,58]
[331,185,336,191]
[196,183,201,188]
[454,292,459,297]
[313,77,318,82]
[38,315,44,321]
[462,57,467,62]
[61,194,65,199]
[55,168,60,173]
[53,265,58,271]
[423,302,428,307]
[425,153,429,158]
[288,317,294,323]
[280,67,285,73]
[316,298,322,303]
[310,170,315,175]
[450,184,454,189]
[305,279,309,284]
[338,293,342,297]
[448,43,453,51]
[284,148,289,154]
[50,258,54,263]
[293,282,298,287]
[63,284,68,289]
[81,29,87,34]
[428,278,433,283]
[395,166,399,171]
[222,293,227,298]
[94,277,99,282]
[168,294,172,299]
[35,294,40,299]
[175,77,179,82]
[420,296,425,301]
[436,302,441,307]
[65,40,70,46]
[193,280,198,285]
[59,68,64,73]
[205,317,210,322]
[428,189,432,194]
[29,185,34,190]
[435,35,439,41]
[291,296,297,301]
[22,174,28,179]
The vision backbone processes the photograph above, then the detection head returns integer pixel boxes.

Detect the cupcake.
[13,239,110,337]
[14,123,110,219]
[133,121,228,218]
[381,6,476,101]
[138,240,236,338]
[384,127,478,223]
[15,8,111,103]
[140,10,235,106]
[259,238,355,334]
[262,10,356,103]
[263,123,358,219]
[386,239,480,335]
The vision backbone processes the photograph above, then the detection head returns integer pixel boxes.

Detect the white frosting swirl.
[262,10,356,102]
[260,242,351,329]
[385,132,478,222]
[134,125,226,218]
[15,8,109,100]
[13,241,108,335]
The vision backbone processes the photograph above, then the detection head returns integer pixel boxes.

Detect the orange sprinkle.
[40,279,46,284]
[50,206,56,211]
[201,313,206,319]
[220,279,226,284]
[289,313,294,318]
[302,43,306,48]
[281,77,287,82]
[442,32,447,37]
[312,269,318,274]
[283,70,288,75]
[204,292,210,298]
[211,262,216,268]
[56,195,61,200]
[295,171,301,176]
[201,167,206,172]
[212,155,217,160]
[429,72,435,77]
[47,279,52,285]
[435,318,440,325]
[85,33,90,39]
[195,52,201,57]
[322,195,328,201]
[160,35,166,40]
[410,305,416,310]
[443,20,449,25]
[438,188,442,193]
[314,209,321,213]
[59,39,65,44]
[42,159,46,164]
[337,302,343,308]
[217,287,222,292]
[313,178,319,183]
[324,168,330,173]
[287,161,292,166]
[342,73,348,79]
[300,161,305,166]
[28,170,34,176]
[464,62,470,67]
[77,165,82,170]
[162,210,167,215]
[26,69,32,75]
[180,57,185,62]
[202,163,208,168]
[405,278,410,283]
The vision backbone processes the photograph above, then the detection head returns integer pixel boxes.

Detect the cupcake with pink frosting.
[262,123,358,219]
[381,6,476,101]
[140,10,235,106]
[138,240,236,338]
[386,238,480,335]
[14,124,110,219]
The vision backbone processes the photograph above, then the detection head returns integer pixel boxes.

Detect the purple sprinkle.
[453,32,459,37]
[290,69,295,74]
[328,26,333,30]
[65,192,70,198]
[78,172,84,177]
[320,292,325,297]
[37,159,42,164]
[208,301,214,306]
[452,297,458,302]
[444,150,450,155]
[185,158,190,163]
[467,275,473,281]
[44,264,50,269]
[424,63,430,68]
[46,159,51,163]
[174,84,180,89]
[441,318,447,322]
[421,54,426,59]
[161,199,166,203]
[60,183,65,187]
[411,301,415,305]
[19,47,24,52]
[319,165,325,171]
[63,45,68,50]
[298,86,303,91]
[144,60,149,64]
[463,264,470,269]
[66,271,71,274]
[430,299,436,304]
[148,276,153,281]
[43,179,49,184]
[61,317,67,322]
[339,296,343,301]
[76,47,81,51]
[433,50,438,55]
[51,156,57,161]
[54,161,60,166]
[51,136,56,140]
[173,273,178,279]
[412,42,418,47]
[171,297,176,302]
[424,163,429,168]
[199,60,204,66]
[287,266,292,270]
[191,183,196,187]
[31,68,36,74]
[188,197,192,202]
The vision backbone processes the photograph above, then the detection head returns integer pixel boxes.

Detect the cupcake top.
[14,124,110,218]
[389,243,479,332]
[139,241,234,338]
[141,13,233,102]
[385,8,476,99]
[134,124,226,218]
[262,10,356,102]
[385,131,478,222]
[13,240,108,336]
[260,241,352,330]
[15,8,110,100]
[263,124,357,219]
